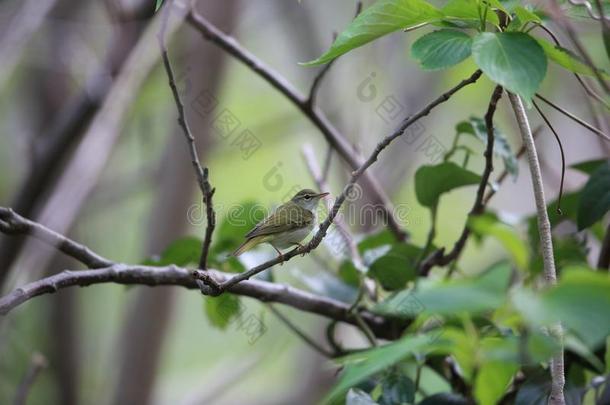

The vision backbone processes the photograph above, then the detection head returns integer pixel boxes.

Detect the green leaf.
[472,32,547,101]
[346,389,378,405]
[415,162,481,208]
[323,334,436,404]
[604,23,610,62]
[144,236,202,266]
[577,162,610,229]
[513,266,610,348]
[155,0,164,12]
[411,29,473,70]
[339,260,361,287]
[357,230,397,254]
[378,373,415,405]
[469,214,528,269]
[570,158,609,175]
[368,244,420,291]
[441,0,500,27]
[474,339,519,405]
[374,261,512,318]
[204,293,241,330]
[536,38,609,78]
[302,0,443,66]
[513,5,542,27]
[461,116,518,180]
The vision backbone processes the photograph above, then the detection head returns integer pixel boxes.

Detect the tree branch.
[0,207,112,269]
[419,85,503,276]
[12,352,47,405]
[181,3,408,241]
[598,222,610,270]
[0,264,404,340]
[507,92,565,405]
[157,0,216,269]
[195,70,483,292]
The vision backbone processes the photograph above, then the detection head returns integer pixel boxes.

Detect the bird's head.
[291,189,329,210]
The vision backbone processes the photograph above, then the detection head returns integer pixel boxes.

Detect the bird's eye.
[304,195,311,200]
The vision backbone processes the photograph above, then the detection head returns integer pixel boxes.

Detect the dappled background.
[0,0,608,404]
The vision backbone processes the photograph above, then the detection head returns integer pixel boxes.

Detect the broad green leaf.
[204,293,241,329]
[415,162,481,208]
[374,261,512,318]
[357,230,397,253]
[570,158,608,175]
[144,236,202,266]
[513,5,542,27]
[302,0,443,66]
[475,338,519,405]
[606,336,610,373]
[441,0,500,27]
[472,32,547,101]
[513,266,610,348]
[536,38,609,78]
[577,162,610,229]
[530,236,588,275]
[339,260,361,287]
[469,214,528,269]
[604,23,610,62]
[323,334,436,403]
[411,29,473,70]
[378,373,415,405]
[346,389,378,405]
[459,116,518,179]
[368,244,420,290]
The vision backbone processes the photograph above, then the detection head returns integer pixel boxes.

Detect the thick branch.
[0,264,404,340]
[157,1,216,269]
[182,4,408,240]
[507,92,565,405]
[196,70,483,292]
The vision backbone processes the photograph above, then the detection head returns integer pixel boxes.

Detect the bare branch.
[0,207,112,268]
[267,304,335,357]
[13,352,47,405]
[157,1,216,270]
[508,92,565,405]
[598,223,610,270]
[0,264,404,340]
[535,94,610,141]
[419,85,503,276]
[198,70,483,292]
[181,3,408,241]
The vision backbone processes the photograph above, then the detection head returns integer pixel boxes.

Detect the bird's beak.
[317,192,330,199]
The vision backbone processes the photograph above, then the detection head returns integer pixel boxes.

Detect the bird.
[232,188,329,260]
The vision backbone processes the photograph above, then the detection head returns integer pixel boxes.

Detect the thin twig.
[532,100,566,214]
[13,352,47,405]
[419,85,503,276]
[535,94,610,141]
[306,1,362,108]
[532,23,610,109]
[482,126,543,204]
[267,304,335,357]
[157,0,216,269]
[508,92,565,405]
[0,207,112,268]
[301,144,363,268]
[181,3,408,241]
[197,70,483,292]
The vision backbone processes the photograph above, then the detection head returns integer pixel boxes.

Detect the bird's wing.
[245,203,313,238]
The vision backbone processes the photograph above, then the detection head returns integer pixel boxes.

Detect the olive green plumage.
[232,189,328,257]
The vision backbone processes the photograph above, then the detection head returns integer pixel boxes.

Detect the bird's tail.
[232,236,264,256]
